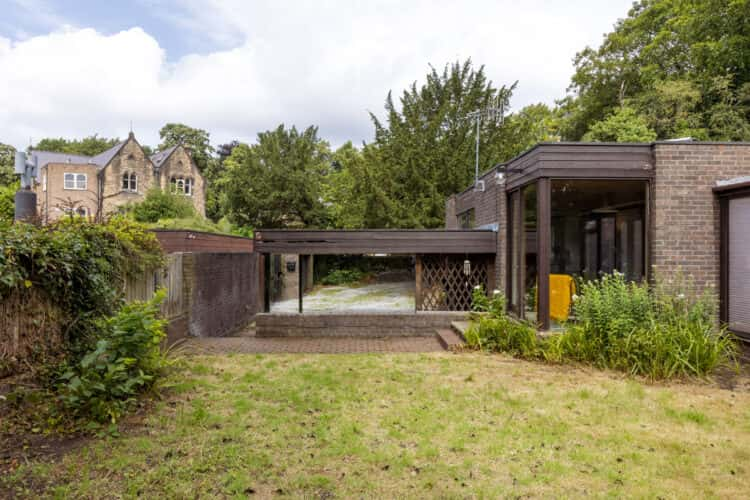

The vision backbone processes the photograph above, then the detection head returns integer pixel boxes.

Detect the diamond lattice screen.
[418,255,489,311]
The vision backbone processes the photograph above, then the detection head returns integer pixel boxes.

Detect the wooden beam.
[537,178,551,331]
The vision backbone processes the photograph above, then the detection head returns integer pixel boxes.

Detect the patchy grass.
[3,352,750,498]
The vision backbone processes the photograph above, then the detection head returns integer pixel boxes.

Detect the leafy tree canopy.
[582,106,657,142]
[562,0,750,141]
[32,135,120,156]
[0,143,17,186]
[158,123,213,172]
[220,125,330,229]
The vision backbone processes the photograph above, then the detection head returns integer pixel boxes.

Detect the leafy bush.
[320,269,367,286]
[128,188,195,223]
[466,287,539,358]
[1,218,163,371]
[58,291,168,423]
[546,272,736,378]
[0,181,18,223]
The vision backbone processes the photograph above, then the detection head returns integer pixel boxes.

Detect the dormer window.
[122,172,137,192]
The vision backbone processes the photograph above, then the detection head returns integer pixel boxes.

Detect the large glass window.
[523,183,538,322]
[551,180,646,283]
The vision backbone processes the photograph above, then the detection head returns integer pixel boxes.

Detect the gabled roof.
[150,145,178,168]
[90,140,127,168]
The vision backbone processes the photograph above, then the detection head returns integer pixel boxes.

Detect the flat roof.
[254,229,497,255]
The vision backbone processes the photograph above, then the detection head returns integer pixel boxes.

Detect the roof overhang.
[254,229,497,255]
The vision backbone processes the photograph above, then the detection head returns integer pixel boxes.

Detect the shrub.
[1,218,163,374]
[58,290,168,423]
[0,181,18,223]
[547,272,736,378]
[320,269,367,286]
[466,287,539,358]
[128,188,195,223]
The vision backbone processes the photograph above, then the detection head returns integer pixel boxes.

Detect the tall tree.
[157,123,213,172]
[562,0,750,141]
[365,59,518,228]
[203,140,240,221]
[220,125,330,229]
[0,143,17,186]
[582,106,657,142]
[31,135,120,156]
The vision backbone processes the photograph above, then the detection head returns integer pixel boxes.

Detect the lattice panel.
[418,255,490,311]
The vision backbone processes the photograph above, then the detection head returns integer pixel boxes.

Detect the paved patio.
[181,333,444,354]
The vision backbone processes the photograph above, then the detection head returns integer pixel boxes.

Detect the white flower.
[492,289,501,295]
[572,294,579,302]
[677,293,686,300]
[474,285,481,290]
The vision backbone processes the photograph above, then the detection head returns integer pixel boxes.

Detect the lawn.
[3,352,750,498]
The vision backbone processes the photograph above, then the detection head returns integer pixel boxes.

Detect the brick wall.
[183,252,262,337]
[444,168,506,292]
[652,143,750,291]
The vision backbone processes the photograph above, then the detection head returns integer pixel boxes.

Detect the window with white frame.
[170,176,193,196]
[64,173,87,190]
[122,172,137,192]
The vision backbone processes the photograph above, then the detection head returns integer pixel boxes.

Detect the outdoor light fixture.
[463,259,471,276]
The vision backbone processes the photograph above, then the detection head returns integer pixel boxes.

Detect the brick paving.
[181,331,445,354]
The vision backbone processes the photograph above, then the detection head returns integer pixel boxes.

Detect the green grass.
[3,353,750,498]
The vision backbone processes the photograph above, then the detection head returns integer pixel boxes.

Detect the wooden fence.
[124,253,185,319]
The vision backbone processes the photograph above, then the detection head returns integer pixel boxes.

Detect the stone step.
[435,328,465,351]
[450,321,471,341]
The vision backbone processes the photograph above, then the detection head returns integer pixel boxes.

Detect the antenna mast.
[464,95,505,189]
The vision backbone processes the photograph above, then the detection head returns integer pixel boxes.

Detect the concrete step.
[435,328,465,351]
[450,321,471,341]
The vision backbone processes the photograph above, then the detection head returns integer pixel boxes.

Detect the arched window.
[76,206,88,217]
[170,177,177,193]
[184,178,193,196]
[122,172,137,192]
[176,178,185,193]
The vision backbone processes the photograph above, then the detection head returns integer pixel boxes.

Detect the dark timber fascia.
[254,230,497,255]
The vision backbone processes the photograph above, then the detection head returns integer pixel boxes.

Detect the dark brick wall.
[444,168,506,292]
[652,143,750,291]
[184,252,262,337]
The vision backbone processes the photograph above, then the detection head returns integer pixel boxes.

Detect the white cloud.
[0,0,631,150]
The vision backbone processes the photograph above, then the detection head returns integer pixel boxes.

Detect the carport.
[254,229,497,313]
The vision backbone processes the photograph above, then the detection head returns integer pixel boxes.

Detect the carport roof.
[254,229,496,255]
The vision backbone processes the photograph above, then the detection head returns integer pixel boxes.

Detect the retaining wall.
[256,311,468,338]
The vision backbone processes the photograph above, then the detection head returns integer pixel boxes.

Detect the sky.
[0,0,633,151]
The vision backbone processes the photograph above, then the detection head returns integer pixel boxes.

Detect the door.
[728,197,750,336]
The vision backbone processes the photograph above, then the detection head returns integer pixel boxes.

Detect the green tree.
[0,182,18,223]
[127,188,196,223]
[157,123,213,172]
[367,59,518,228]
[583,106,657,142]
[32,135,120,156]
[562,0,750,141]
[0,143,17,186]
[220,125,330,229]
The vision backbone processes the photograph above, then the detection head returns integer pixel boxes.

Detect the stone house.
[31,132,205,222]
[445,141,750,336]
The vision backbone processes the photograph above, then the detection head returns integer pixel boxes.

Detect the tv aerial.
[464,95,506,191]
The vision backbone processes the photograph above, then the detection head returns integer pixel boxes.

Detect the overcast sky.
[0,0,632,151]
